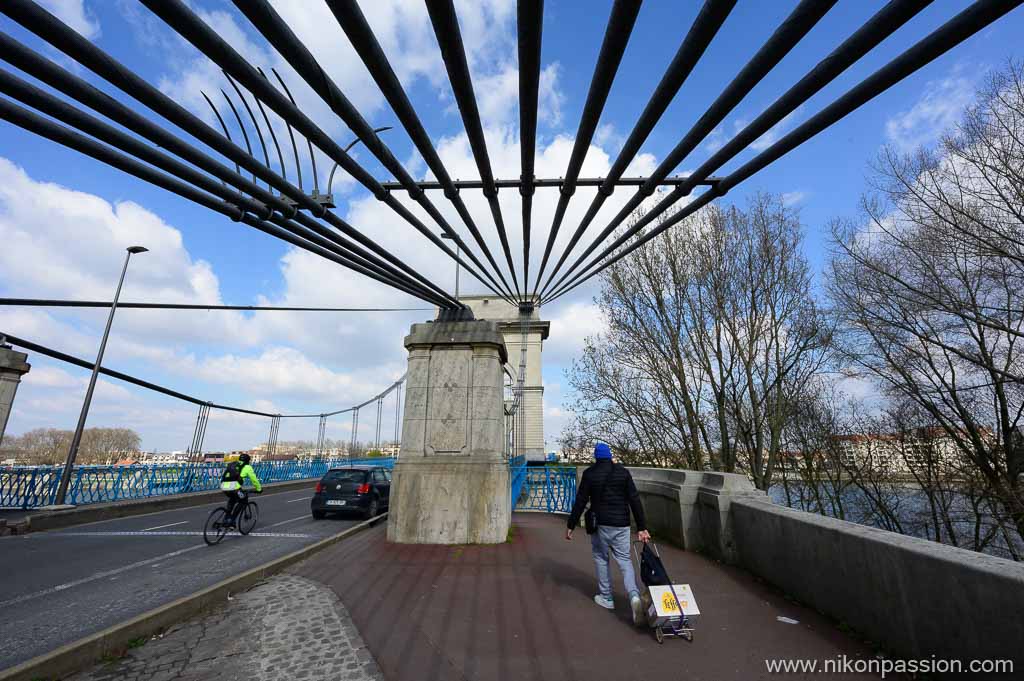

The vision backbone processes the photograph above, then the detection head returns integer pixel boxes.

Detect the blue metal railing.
[509,455,528,511]
[0,457,395,509]
[512,463,577,514]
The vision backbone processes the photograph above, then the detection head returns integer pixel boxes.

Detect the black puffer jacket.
[567,460,647,531]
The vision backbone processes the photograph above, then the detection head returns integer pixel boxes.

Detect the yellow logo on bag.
[661,592,679,612]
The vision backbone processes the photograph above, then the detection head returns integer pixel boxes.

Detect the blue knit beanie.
[594,442,612,460]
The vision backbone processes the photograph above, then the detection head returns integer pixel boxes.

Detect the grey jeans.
[590,525,640,600]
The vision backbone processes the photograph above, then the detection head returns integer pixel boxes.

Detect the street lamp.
[440,233,460,301]
[54,246,148,505]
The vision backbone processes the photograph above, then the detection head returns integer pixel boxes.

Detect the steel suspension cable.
[423,0,520,303]
[203,0,510,303]
[0,40,451,304]
[517,0,545,301]
[581,0,933,257]
[0,70,450,305]
[0,333,407,419]
[529,0,641,299]
[323,0,518,304]
[0,298,429,312]
[0,97,447,305]
[531,0,735,297]
[540,0,837,299]
[0,5,460,307]
[544,0,1023,304]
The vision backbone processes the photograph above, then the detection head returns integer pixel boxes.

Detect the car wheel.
[312,510,326,520]
[363,497,379,520]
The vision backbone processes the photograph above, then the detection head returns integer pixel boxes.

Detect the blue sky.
[1,0,1022,453]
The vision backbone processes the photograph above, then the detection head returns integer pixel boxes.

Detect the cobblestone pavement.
[68,574,382,681]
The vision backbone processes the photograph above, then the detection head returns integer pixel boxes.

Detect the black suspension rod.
[0,299,430,312]
[610,0,934,241]
[544,0,1022,304]
[517,0,545,299]
[530,0,640,298]
[378,176,722,191]
[223,70,272,183]
[0,27,458,308]
[541,0,837,298]
[210,0,509,303]
[423,0,520,301]
[0,96,446,305]
[324,0,518,303]
[532,0,735,295]
[0,63,450,305]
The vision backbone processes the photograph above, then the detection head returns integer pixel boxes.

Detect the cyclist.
[220,453,262,527]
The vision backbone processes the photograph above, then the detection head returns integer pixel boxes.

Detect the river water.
[768,480,1022,561]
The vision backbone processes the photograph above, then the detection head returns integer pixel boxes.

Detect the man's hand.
[565,528,574,541]
[637,530,651,543]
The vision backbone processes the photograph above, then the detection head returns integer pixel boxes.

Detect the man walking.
[567,442,651,624]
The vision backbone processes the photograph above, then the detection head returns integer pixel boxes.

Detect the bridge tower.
[460,296,549,462]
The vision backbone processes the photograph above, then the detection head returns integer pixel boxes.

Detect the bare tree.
[829,60,1024,545]
[3,427,141,465]
[563,194,829,488]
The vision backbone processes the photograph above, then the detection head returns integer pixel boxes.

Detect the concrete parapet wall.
[629,467,763,561]
[731,497,1024,668]
[618,465,1024,667]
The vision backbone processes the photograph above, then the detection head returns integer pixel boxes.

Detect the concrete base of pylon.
[386,318,511,544]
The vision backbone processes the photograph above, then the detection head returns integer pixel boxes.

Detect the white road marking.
[286,497,310,503]
[142,520,187,531]
[0,529,315,609]
[266,515,309,528]
[0,543,206,608]
[49,530,312,538]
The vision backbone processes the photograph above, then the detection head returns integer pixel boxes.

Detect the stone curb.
[4,479,319,535]
[0,512,388,681]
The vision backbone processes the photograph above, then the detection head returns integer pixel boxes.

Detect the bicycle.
[203,490,260,546]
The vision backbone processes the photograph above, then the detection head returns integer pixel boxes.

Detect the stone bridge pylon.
[387,308,512,544]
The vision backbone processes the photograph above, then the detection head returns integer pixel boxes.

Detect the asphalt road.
[0,486,365,671]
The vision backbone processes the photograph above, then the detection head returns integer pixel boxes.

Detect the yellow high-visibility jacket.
[220,463,262,492]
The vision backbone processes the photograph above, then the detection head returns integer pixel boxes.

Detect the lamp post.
[440,233,460,301]
[54,246,148,505]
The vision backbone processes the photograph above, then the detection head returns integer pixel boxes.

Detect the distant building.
[139,451,188,465]
[830,427,980,475]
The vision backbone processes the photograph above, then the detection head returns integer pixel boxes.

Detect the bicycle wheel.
[238,501,259,535]
[204,507,229,546]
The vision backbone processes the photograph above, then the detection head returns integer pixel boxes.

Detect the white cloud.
[703,125,726,153]
[885,65,979,154]
[749,105,804,152]
[153,1,520,135]
[703,105,805,156]
[473,62,564,128]
[544,301,604,365]
[781,191,807,207]
[37,0,99,39]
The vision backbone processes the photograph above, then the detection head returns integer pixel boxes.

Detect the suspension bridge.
[1,1,1022,679]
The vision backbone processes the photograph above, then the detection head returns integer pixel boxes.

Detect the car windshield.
[323,470,367,483]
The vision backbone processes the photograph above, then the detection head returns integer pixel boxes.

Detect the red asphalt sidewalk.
[290,512,890,681]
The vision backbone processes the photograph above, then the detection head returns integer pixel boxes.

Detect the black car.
[311,467,391,520]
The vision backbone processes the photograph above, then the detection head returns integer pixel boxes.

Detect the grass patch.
[506,524,518,543]
[127,636,148,649]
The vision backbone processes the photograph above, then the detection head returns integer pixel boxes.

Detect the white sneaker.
[593,594,614,610]
[630,594,644,625]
